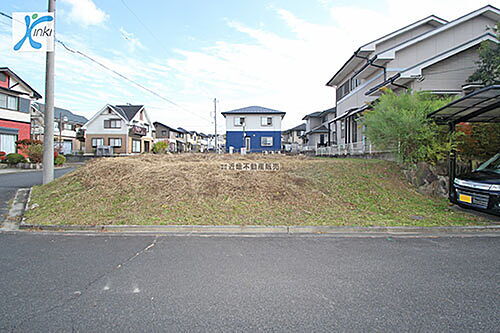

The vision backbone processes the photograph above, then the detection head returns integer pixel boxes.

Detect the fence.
[315,141,396,157]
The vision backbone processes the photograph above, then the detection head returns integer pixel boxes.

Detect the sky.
[1,0,499,133]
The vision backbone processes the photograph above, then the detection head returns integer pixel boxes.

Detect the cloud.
[60,0,108,27]
[119,27,145,52]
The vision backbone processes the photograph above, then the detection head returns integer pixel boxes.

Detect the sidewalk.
[0,163,82,175]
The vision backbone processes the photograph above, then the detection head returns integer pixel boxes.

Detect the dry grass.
[25,154,487,226]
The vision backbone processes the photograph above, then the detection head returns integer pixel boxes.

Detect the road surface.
[0,233,498,331]
[0,168,74,221]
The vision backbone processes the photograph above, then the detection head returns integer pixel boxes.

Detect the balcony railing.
[315,141,396,156]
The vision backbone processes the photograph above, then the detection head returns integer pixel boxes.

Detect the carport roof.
[428,85,500,124]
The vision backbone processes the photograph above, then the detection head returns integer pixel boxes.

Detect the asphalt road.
[0,168,74,221]
[0,233,498,332]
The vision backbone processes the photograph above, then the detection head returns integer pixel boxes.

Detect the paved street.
[0,233,498,332]
[0,168,74,221]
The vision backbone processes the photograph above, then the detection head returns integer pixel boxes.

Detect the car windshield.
[476,153,500,174]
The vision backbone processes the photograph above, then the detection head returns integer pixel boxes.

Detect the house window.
[91,138,104,147]
[161,130,167,136]
[0,133,17,154]
[352,119,358,142]
[109,138,122,147]
[0,93,19,111]
[261,117,272,126]
[132,139,141,153]
[261,136,273,147]
[351,77,361,90]
[63,123,73,130]
[103,119,121,128]
[340,120,345,139]
[336,80,351,101]
[234,117,245,126]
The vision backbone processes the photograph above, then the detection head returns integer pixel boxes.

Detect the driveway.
[0,233,498,331]
[0,168,75,221]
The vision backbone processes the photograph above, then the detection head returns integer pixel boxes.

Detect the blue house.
[222,106,285,153]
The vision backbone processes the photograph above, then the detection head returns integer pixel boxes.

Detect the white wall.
[0,107,30,123]
[85,108,128,135]
[225,114,282,131]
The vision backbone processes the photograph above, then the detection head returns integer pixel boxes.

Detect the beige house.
[153,121,183,152]
[82,104,154,155]
[282,123,305,152]
[31,103,88,154]
[320,5,500,156]
[302,107,337,150]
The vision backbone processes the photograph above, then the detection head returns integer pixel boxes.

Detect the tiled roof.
[153,121,181,133]
[113,105,144,121]
[283,123,306,133]
[34,102,88,124]
[221,106,285,115]
[306,125,329,134]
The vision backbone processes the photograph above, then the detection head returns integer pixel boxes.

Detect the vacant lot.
[26,154,485,226]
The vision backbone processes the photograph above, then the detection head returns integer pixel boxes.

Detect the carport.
[427,85,500,199]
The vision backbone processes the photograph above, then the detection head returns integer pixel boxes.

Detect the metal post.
[42,0,56,184]
[214,98,218,153]
[448,122,456,201]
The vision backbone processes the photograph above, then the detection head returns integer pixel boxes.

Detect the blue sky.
[1,0,498,132]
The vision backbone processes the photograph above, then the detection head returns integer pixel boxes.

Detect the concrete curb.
[1,188,31,231]
[17,223,500,234]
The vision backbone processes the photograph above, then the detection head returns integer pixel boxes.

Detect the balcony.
[130,125,147,136]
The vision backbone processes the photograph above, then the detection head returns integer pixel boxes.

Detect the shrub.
[362,89,457,165]
[5,153,26,165]
[54,154,66,166]
[54,151,59,158]
[0,151,5,162]
[26,144,43,163]
[152,141,168,154]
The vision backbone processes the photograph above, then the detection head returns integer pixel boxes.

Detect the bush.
[0,151,5,162]
[5,153,26,165]
[26,144,43,163]
[362,89,456,165]
[152,141,168,154]
[54,154,66,166]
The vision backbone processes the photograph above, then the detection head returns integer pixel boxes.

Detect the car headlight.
[490,184,500,191]
[454,178,466,186]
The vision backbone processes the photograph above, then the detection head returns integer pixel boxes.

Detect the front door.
[245,136,251,151]
[144,141,150,153]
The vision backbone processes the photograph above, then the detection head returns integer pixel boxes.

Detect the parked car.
[452,153,500,216]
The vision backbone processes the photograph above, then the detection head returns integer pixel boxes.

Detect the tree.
[468,22,500,85]
[361,89,456,164]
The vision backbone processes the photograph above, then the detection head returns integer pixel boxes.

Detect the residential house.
[302,107,337,150]
[0,67,41,154]
[197,132,209,152]
[282,123,306,152]
[322,5,500,155]
[222,106,285,153]
[31,103,88,154]
[82,104,154,155]
[153,121,183,152]
[176,127,192,152]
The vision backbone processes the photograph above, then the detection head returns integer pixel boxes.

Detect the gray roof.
[221,105,285,115]
[153,121,181,133]
[283,123,306,133]
[113,105,144,121]
[35,102,88,124]
[302,107,336,120]
[177,127,189,134]
[306,125,329,134]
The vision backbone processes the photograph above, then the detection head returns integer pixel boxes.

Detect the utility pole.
[214,98,218,153]
[42,0,56,184]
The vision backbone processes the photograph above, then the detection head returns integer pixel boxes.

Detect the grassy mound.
[26,154,485,226]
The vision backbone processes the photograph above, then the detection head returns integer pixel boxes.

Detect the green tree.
[362,89,456,164]
[468,22,500,85]
[152,141,168,154]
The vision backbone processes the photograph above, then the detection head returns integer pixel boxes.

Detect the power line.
[0,11,212,123]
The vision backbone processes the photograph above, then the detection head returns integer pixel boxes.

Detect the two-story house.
[282,123,306,152]
[31,103,88,154]
[302,107,337,150]
[82,104,154,155]
[323,5,499,155]
[153,121,183,152]
[222,106,285,153]
[0,67,41,154]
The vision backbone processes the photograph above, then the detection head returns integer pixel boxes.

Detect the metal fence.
[315,141,396,156]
